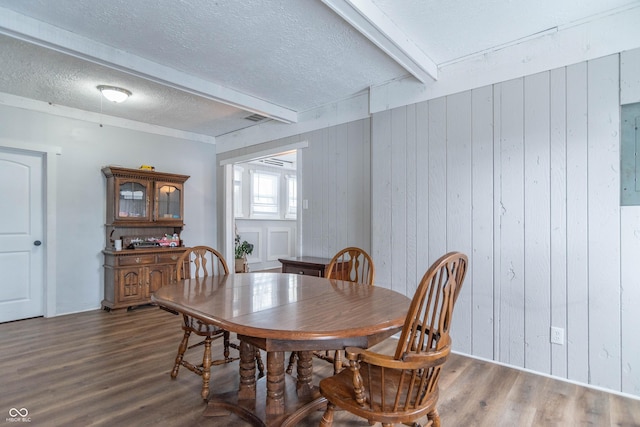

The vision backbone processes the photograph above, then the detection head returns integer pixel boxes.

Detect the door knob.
[34,240,42,246]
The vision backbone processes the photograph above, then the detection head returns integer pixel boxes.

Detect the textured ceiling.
[0,0,637,146]
[372,0,634,64]
[5,0,403,111]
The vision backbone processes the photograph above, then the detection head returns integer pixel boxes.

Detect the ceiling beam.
[0,7,297,124]
[320,0,437,83]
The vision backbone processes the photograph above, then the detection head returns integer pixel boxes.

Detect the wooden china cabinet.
[101,166,190,311]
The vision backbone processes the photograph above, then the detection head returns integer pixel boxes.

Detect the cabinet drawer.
[283,265,323,277]
[156,253,182,264]
[117,255,155,266]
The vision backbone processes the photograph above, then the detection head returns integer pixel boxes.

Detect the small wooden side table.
[278,256,333,277]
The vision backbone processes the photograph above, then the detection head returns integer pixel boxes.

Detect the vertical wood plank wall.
[620,49,640,395]
[299,119,372,257]
[619,48,640,397]
[565,62,590,385]
[371,53,639,396]
[246,49,640,396]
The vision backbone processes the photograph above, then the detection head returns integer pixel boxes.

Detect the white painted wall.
[235,218,296,271]
[620,48,640,397]
[0,105,217,315]
[370,50,640,397]
[298,120,371,257]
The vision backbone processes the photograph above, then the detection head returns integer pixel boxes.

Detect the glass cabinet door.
[115,179,151,221]
[156,182,183,221]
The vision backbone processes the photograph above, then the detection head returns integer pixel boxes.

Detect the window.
[233,166,243,217]
[286,175,297,218]
[251,171,279,216]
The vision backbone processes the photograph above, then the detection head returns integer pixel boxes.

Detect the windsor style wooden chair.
[315,247,375,373]
[319,251,468,427]
[286,246,376,376]
[170,246,263,400]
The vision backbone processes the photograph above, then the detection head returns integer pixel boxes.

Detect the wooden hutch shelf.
[101,166,190,311]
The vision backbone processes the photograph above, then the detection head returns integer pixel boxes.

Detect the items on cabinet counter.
[124,234,181,249]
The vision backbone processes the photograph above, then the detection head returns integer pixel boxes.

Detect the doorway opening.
[230,150,298,272]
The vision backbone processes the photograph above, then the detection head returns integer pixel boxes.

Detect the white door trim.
[218,141,308,166]
[219,141,307,265]
[0,139,61,318]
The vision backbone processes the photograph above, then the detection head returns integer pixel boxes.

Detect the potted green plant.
[234,234,254,273]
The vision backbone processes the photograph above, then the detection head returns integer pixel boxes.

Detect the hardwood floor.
[1,307,639,426]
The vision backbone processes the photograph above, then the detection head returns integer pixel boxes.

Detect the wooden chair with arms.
[319,251,468,427]
[171,245,264,400]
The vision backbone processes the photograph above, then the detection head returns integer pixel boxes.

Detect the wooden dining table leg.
[202,340,262,425]
[295,350,314,398]
[266,351,285,415]
[238,340,257,400]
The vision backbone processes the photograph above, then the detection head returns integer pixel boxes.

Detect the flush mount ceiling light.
[97,85,132,103]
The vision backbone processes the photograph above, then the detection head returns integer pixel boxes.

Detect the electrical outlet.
[550,327,564,345]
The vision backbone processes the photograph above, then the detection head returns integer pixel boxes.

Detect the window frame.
[250,170,280,218]
[285,174,297,219]
[233,166,244,218]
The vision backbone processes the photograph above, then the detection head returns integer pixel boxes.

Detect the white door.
[0,148,44,322]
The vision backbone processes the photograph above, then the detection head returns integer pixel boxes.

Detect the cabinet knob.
[34,240,42,246]
[171,255,178,261]
[135,257,141,263]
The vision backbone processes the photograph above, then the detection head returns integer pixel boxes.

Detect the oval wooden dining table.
[152,272,411,427]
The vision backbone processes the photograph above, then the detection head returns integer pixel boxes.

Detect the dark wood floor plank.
[1,307,639,426]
